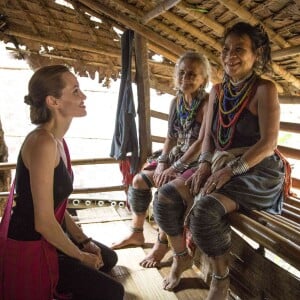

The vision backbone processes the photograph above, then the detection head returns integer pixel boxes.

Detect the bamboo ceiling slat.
[142,0,181,24]
[176,2,224,37]
[272,45,300,59]
[158,10,222,52]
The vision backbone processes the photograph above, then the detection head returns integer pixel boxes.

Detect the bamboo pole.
[151,110,168,121]
[272,45,300,59]
[277,145,300,160]
[279,95,300,104]
[280,122,300,133]
[229,212,300,270]
[247,210,300,245]
[272,62,300,89]
[142,0,182,24]
[135,33,152,168]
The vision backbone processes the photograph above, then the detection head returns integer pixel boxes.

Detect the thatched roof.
[0,0,299,97]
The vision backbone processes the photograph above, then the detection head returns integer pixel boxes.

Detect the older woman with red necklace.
[154,22,286,299]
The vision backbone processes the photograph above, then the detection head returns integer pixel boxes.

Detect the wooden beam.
[142,0,182,24]
[272,45,300,59]
[4,30,121,57]
[150,110,168,121]
[280,122,300,133]
[279,95,300,104]
[272,62,300,90]
[277,145,300,160]
[229,212,300,270]
[135,33,152,168]
[151,135,165,144]
[292,178,300,190]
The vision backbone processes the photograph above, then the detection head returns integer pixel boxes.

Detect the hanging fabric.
[110,29,139,175]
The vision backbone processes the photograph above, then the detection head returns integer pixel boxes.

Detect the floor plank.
[78,206,209,300]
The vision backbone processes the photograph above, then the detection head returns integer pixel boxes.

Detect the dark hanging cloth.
[110,29,139,175]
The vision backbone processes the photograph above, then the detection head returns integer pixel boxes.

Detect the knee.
[190,195,224,225]
[132,173,143,188]
[114,281,125,300]
[189,195,231,256]
[153,184,185,236]
[103,251,118,272]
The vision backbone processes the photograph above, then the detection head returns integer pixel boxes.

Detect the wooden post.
[134,33,152,169]
[0,118,11,216]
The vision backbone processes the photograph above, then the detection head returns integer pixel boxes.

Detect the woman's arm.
[241,79,279,166]
[153,98,178,186]
[64,212,101,258]
[23,131,100,269]
[187,87,216,195]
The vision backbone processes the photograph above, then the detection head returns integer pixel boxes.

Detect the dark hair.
[174,51,211,89]
[223,22,272,74]
[24,65,70,124]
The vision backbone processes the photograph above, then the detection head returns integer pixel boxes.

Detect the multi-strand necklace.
[215,72,258,150]
[177,91,203,131]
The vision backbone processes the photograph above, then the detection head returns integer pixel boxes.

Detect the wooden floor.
[76,205,209,300]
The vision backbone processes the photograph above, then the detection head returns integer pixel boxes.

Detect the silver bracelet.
[157,153,169,164]
[198,151,213,164]
[227,157,249,175]
[172,159,189,172]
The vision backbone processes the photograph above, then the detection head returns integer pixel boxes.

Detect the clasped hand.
[81,241,103,270]
[186,164,232,196]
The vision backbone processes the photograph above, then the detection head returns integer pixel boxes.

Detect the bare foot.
[111,232,144,249]
[162,254,193,291]
[139,240,169,268]
[206,277,229,300]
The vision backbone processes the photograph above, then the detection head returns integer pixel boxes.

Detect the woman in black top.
[8,65,124,300]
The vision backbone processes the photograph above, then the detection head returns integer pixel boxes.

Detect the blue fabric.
[110,29,139,174]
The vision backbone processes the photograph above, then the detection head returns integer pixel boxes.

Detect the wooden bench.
[193,194,300,300]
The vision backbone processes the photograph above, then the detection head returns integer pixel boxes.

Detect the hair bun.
[24,95,32,105]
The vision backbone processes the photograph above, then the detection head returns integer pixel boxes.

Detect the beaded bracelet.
[172,159,189,172]
[157,153,169,164]
[227,157,249,175]
[198,151,213,164]
[78,237,92,249]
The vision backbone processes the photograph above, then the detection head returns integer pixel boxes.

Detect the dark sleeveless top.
[8,153,73,240]
[212,104,260,150]
[210,94,284,214]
